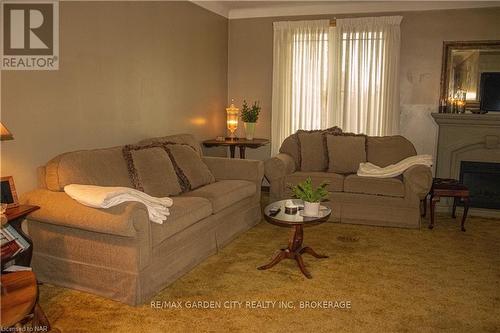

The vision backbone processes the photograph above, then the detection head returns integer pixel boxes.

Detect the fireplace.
[432,113,500,216]
[459,161,500,209]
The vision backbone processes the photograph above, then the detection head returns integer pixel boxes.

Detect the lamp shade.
[0,122,14,141]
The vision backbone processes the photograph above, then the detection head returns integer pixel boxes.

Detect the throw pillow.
[164,143,215,191]
[297,131,328,171]
[326,135,367,174]
[122,144,182,197]
[294,127,343,171]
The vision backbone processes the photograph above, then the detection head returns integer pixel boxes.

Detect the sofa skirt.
[28,199,261,305]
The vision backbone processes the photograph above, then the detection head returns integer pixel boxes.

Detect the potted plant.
[240,100,261,140]
[289,177,328,217]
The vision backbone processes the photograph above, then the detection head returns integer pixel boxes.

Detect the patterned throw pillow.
[123,142,215,194]
[122,144,182,196]
[163,143,215,191]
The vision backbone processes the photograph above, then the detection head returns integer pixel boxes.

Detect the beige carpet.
[39,214,500,333]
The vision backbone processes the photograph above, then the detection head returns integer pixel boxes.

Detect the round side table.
[258,199,331,279]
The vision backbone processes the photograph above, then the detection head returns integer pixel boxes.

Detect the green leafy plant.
[240,100,261,123]
[288,177,329,203]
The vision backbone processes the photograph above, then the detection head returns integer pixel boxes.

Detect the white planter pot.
[243,122,256,140]
[303,201,320,217]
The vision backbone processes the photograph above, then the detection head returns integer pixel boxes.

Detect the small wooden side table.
[2,205,40,271]
[1,271,57,332]
[202,138,269,159]
[426,178,470,231]
[258,200,331,279]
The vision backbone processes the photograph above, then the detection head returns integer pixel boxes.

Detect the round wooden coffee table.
[258,199,331,279]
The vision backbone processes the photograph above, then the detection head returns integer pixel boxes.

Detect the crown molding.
[192,1,500,20]
[230,1,500,19]
[191,1,229,18]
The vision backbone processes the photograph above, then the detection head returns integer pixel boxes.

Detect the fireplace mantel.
[432,113,500,126]
[432,112,500,216]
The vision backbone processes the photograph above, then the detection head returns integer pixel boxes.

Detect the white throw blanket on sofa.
[64,184,173,224]
[357,154,433,178]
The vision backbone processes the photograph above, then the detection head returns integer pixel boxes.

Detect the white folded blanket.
[357,154,433,178]
[64,184,173,224]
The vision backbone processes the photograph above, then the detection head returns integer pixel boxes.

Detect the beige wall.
[3,4,500,194]
[227,7,500,162]
[1,1,228,195]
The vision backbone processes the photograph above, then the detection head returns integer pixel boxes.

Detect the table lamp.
[226,100,239,139]
[1,122,14,141]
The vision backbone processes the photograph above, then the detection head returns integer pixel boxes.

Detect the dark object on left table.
[1,205,40,272]
[1,176,19,209]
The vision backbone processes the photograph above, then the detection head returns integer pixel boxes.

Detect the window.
[272,16,402,155]
[290,31,329,131]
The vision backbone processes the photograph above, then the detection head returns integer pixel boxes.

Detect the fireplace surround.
[432,113,500,216]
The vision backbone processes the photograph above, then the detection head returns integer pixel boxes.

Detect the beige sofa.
[22,134,264,305]
[265,129,432,228]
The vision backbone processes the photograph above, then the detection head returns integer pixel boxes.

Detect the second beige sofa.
[265,128,432,229]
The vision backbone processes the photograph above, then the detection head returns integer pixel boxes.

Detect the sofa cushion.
[327,135,366,173]
[344,175,405,197]
[366,136,417,167]
[151,196,212,246]
[45,146,132,191]
[284,171,345,192]
[183,180,256,213]
[138,133,203,156]
[122,145,182,197]
[166,144,215,191]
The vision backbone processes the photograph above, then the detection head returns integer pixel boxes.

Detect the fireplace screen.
[459,161,500,209]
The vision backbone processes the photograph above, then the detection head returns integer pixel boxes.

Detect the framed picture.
[1,176,19,209]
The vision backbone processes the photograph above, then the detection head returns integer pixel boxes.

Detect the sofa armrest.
[264,153,296,181]
[202,157,264,183]
[403,165,433,200]
[21,189,150,238]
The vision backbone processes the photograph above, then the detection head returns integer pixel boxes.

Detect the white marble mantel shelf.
[432,113,500,126]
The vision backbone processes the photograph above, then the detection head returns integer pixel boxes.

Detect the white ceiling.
[191,0,500,19]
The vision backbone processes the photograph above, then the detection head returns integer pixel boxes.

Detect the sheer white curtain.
[329,16,402,136]
[271,20,331,156]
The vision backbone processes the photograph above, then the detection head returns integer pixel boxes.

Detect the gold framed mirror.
[440,40,500,113]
